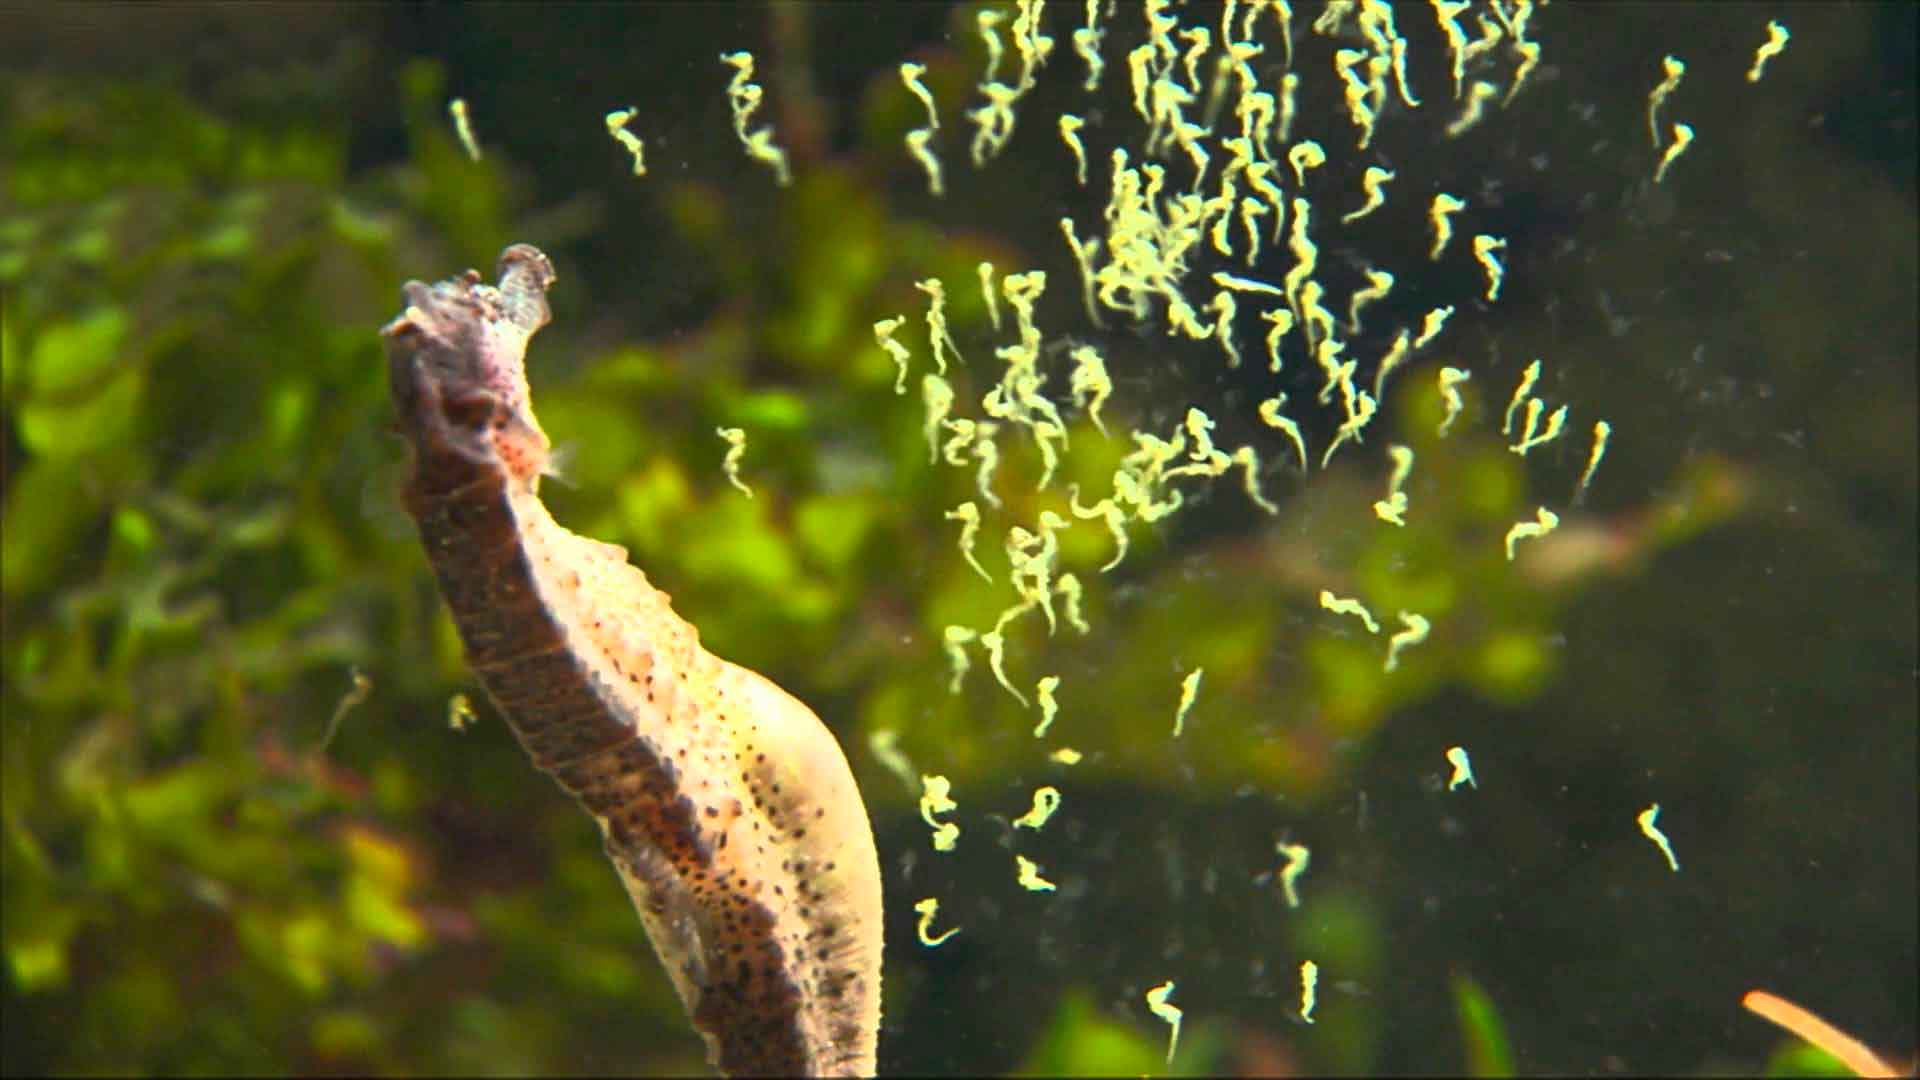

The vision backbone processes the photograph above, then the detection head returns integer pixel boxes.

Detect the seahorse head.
[382,244,557,491]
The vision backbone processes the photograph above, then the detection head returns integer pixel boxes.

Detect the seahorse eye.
[441,389,499,433]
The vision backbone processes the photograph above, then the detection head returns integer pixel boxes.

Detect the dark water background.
[2,3,1912,1075]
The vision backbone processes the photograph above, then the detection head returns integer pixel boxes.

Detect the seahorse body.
[382,245,883,1077]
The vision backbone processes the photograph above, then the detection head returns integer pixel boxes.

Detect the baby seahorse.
[382,244,883,1078]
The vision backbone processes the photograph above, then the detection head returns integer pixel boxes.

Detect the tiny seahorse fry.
[913,897,959,947]
[716,427,753,498]
[447,692,478,733]
[1146,980,1182,1065]
[383,246,882,1077]
[449,99,482,162]
[1275,841,1310,909]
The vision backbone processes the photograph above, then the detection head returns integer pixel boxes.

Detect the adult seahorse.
[381,244,883,1077]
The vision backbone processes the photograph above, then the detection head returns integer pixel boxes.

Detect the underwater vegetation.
[2,2,1914,1076]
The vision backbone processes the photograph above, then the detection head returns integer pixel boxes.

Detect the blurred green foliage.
[1,53,579,1076]
[3,3,1913,1077]
[1762,1040,1858,1079]
[1453,974,1516,1079]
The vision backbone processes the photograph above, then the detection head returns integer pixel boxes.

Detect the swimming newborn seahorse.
[381,244,883,1077]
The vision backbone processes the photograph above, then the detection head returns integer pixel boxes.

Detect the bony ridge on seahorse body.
[381,244,883,1078]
